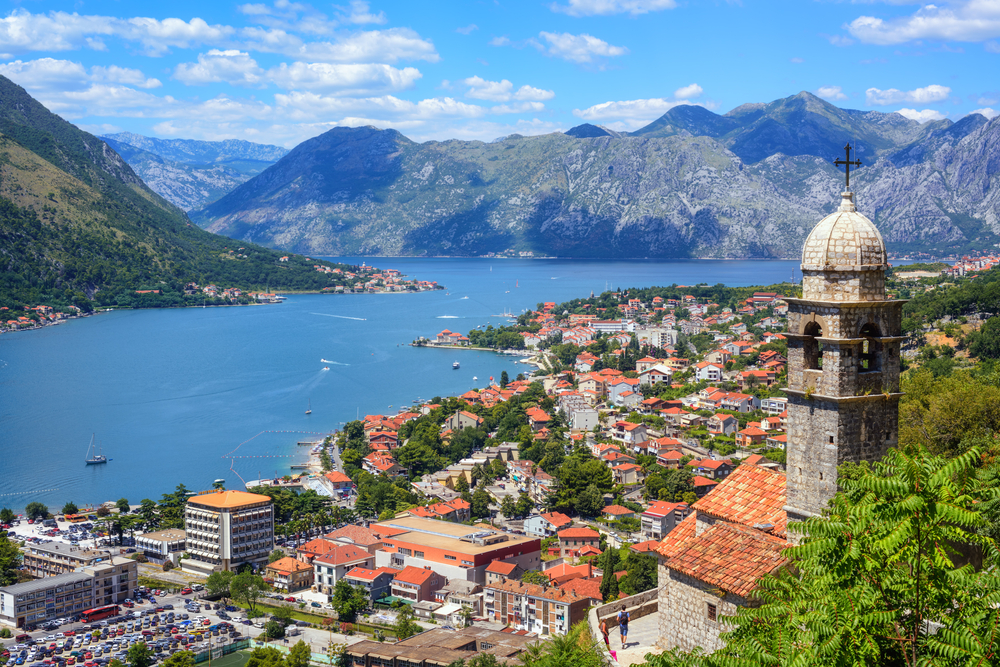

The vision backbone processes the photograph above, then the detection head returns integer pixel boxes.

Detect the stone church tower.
[783,189,904,526]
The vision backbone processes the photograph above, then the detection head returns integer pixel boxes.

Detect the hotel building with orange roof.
[183,489,274,576]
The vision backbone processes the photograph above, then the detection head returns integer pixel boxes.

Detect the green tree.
[599,547,619,602]
[116,498,130,514]
[652,446,1000,667]
[0,508,14,524]
[160,652,196,667]
[25,502,48,520]
[0,535,24,586]
[471,489,491,519]
[205,570,234,602]
[245,646,286,667]
[264,619,285,639]
[394,604,420,641]
[286,641,311,667]
[520,570,549,585]
[139,499,157,525]
[500,370,509,388]
[62,501,78,515]
[126,642,152,667]
[515,494,534,518]
[517,622,604,667]
[332,580,369,622]
[618,552,657,597]
[268,549,285,563]
[575,484,605,517]
[230,571,266,614]
[500,496,516,518]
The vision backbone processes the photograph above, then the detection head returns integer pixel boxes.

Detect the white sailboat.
[85,434,107,465]
[305,400,312,415]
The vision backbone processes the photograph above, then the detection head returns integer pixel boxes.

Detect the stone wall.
[802,269,885,301]
[655,560,743,654]
[589,588,659,665]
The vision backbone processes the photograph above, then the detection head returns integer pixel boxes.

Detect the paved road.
[611,612,660,667]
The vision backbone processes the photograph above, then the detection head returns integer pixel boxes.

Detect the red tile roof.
[313,544,372,566]
[540,512,572,528]
[558,577,602,602]
[601,505,634,516]
[325,524,382,546]
[692,464,787,536]
[558,527,600,540]
[692,475,719,487]
[485,560,519,576]
[661,521,787,597]
[324,471,352,484]
[392,565,438,586]
[630,539,660,553]
[266,556,312,574]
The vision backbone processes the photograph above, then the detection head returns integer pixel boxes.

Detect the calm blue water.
[0,258,807,510]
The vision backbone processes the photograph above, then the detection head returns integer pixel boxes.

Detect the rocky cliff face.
[102,133,288,211]
[190,92,1000,258]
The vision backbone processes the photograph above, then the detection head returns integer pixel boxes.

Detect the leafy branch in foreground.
[643,446,1000,667]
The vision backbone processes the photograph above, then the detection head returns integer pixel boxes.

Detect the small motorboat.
[473,376,478,381]
[322,366,330,371]
[453,361,460,369]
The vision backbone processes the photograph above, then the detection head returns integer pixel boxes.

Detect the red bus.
[81,605,120,623]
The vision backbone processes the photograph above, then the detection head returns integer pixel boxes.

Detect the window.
[707,603,717,622]
[414,551,424,559]
[445,555,456,560]
[803,322,823,370]
[860,323,882,372]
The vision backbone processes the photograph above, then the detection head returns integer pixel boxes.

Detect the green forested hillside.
[0,75,355,312]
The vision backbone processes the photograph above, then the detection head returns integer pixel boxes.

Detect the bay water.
[0,258,805,510]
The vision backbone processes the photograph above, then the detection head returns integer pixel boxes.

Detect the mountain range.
[188,92,1000,259]
[100,133,288,212]
[0,75,343,310]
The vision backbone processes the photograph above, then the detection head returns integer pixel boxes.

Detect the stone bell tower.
[783,153,905,527]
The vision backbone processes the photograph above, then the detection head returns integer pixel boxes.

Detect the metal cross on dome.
[834,142,862,190]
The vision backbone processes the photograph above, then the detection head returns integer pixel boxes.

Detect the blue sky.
[0,0,997,147]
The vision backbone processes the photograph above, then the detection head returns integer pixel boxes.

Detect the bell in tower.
[783,144,905,528]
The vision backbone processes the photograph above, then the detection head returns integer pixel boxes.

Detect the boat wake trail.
[320,359,350,366]
[459,296,469,300]
[311,313,366,321]
[437,315,460,319]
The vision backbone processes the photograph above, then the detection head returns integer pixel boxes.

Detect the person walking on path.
[617,605,630,648]
[600,618,610,648]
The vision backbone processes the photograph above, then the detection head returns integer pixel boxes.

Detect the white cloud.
[673,83,702,99]
[550,0,676,17]
[848,1,1000,45]
[0,9,234,57]
[456,24,478,35]
[92,65,162,89]
[538,32,629,63]
[987,40,1000,52]
[573,97,693,130]
[515,85,555,101]
[817,85,848,101]
[826,34,854,47]
[461,77,554,104]
[970,107,999,119]
[490,102,546,114]
[0,57,161,95]
[291,28,439,63]
[489,36,511,46]
[463,76,514,101]
[269,62,421,93]
[866,84,951,105]
[237,1,337,37]
[790,57,804,64]
[337,1,387,25]
[273,91,487,123]
[895,108,948,123]
[174,50,265,86]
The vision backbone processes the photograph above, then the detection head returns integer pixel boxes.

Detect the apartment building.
[0,572,93,629]
[483,579,590,636]
[313,545,375,600]
[641,501,691,542]
[82,557,137,608]
[373,516,541,585]
[21,543,110,578]
[183,489,274,576]
[135,529,186,565]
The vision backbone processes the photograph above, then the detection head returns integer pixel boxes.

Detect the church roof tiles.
[662,521,788,598]
[693,464,787,537]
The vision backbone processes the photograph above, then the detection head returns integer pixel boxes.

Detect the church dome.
[801,192,887,271]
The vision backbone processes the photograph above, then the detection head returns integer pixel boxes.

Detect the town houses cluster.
[1,304,83,333]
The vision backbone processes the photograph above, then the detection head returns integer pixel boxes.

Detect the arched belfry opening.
[803,321,823,370]
[859,323,882,372]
